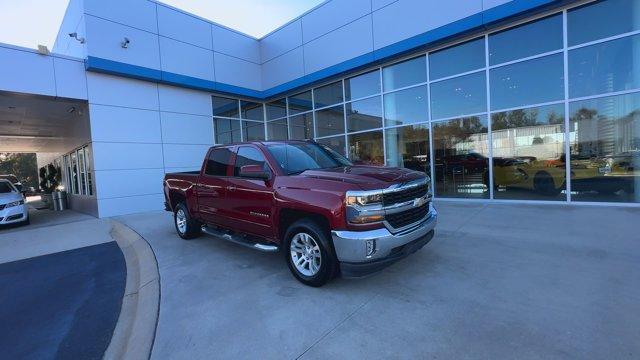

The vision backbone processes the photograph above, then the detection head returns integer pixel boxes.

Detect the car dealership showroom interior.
[0,0,639,358]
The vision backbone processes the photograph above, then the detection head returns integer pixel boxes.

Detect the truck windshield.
[266,143,352,175]
[0,181,16,193]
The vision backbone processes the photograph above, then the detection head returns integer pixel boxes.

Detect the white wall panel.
[301,0,371,43]
[159,37,214,81]
[262,47,305,89]
[87,73,159,110]
[303,15,374,74]
[94,168,165,199]
[372,0,483,50]
[213,53,262,90]
[0,46,55,96]
[260,20,303,62]
[92,142,164,170]
[212,25,260,63]
[162,144,210,168]
[97,193,165,217]
[157,5,213,49]
[164,166,201,173]
[158,84,212,116]
[160,112,214,145]
[85,15,160,70]
[84,0,158,33]
[483,0,512,9]
[90,105,161,143]
[53,58,88,100]
[372,0,399,11]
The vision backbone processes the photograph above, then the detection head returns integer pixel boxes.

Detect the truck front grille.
[385,202,429,229]
[0,204,5,211]
[383,183,428,206]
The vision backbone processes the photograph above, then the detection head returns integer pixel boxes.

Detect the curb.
[104,220,160,360]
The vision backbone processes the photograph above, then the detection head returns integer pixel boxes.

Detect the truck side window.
[234,147,269,176]
[205,148,233,176]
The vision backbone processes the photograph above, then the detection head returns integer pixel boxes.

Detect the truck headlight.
[346,190,384,224]
[346,192,382,206]
[5,200,24,208]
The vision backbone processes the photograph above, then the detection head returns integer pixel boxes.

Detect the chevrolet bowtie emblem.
[413,197,427,207]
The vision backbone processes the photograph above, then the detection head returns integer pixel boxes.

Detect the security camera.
[68,32,85,44]
[121,37,130,49]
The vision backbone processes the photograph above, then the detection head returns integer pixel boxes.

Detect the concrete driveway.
[118,202,640,359]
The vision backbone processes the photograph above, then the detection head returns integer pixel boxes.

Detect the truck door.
[197,147,233,226]
[224,146,276,239]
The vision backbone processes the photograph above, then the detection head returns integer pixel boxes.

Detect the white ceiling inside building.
[0,92,90,153]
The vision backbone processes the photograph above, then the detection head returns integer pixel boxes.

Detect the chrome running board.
[201,226,279,253]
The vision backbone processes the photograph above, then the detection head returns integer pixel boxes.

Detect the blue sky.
[0,0,324,49]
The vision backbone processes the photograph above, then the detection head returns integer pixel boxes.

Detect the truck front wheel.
[284,219,337,287]
[174,202,201,240]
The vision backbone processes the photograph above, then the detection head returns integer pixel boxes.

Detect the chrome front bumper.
[331,204,437,276]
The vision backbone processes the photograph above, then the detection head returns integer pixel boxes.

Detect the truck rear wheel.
[174,202,200,240]
[284,219,337,287]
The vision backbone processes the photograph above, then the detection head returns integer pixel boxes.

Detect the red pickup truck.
[163,140,437,286]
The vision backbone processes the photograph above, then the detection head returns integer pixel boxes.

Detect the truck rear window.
[205,148,233,176]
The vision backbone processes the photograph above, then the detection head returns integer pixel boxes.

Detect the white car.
[0,179,29,226]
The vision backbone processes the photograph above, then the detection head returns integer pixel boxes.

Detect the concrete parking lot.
[118,202,640,359]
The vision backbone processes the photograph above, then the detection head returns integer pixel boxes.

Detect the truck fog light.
[365,239,376,257]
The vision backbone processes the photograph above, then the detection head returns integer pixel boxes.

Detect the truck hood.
[299,166,425,190]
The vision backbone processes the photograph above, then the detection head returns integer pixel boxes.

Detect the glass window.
[385,124,430,176]
[348,130,384,166]
[569,34,640,99]
[315,105,345,137]
[84,146,93,195]
[316,136,346,156]
[266,98,287,120]
[568,0,640,46]
[491,104,566,200]
[242,120,265,141]
[288,90,313,115]
[489,14,563,65]
[234,147,268,176]
[569,92,640,203]
[206,148,233,176]
[266,118,289,140]
[345,70,381,100]
[241,101,264,121]
[384,85,428,126]
[383,56,427,91]
[314,81,343,108]
[70,151,78,194]
[346,97,382,132]
[289,113,314,140]
[212,96,239,118]
[77,149,86,195]
[214,118,241,144]
[432,116,489,198]
[430,72,487,120]
[490,53,564,110]
[429,38,485,80]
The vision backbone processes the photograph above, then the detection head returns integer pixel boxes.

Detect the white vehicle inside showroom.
[0,179,29,226]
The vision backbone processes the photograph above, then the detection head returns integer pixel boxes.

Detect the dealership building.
[0,0,638,217]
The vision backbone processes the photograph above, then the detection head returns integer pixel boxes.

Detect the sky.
[0,0,324,50]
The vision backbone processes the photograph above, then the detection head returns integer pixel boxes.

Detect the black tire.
[174,202,200,240]
[284,219,337,287]
[533,172,561,196]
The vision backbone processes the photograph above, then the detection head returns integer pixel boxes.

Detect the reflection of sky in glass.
[568,0,640,46]
[383,56,427,91]
[430,72,486,119]
[569,34,640,98]
[490,54,564,110]
[489,14,562,65]
[347,97,382,132]
[314,81,343,108]
[346,70,380,100]
[430,38,485,80]
[288,91,312,114]
[384,86,428,126]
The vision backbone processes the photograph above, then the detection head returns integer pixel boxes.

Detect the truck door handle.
[227,186,236,192]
